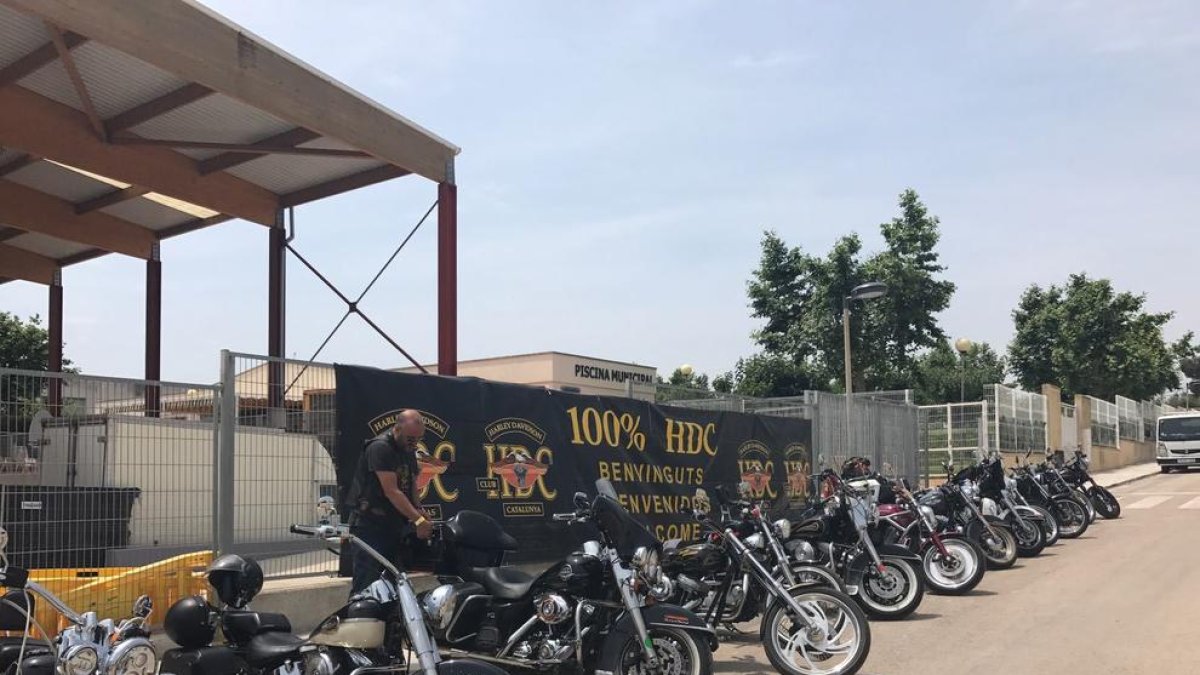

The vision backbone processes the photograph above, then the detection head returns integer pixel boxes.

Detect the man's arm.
[374,470,424,522]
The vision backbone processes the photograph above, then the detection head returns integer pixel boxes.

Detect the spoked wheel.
[763,587,872,675]
[1089,487,1121,519]
[854,559,923,620]
[1073,489,1098,524]
[922,538,984,595]
[617,627,711,675]
[1051,497,1089,539]
[1011,517,1045,557]
[965,520,1018,570]
[1028,506,1059,547]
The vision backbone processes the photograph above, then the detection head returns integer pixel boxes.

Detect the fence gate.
[1060,403,1078,451]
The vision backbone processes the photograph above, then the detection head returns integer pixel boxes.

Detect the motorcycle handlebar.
[290,524,315,536]
[552,513,576,522]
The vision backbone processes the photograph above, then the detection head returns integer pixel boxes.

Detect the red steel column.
[268,211,286,411]
[437,162,457,376]
[145,243,162,417]
[48,270,63,415]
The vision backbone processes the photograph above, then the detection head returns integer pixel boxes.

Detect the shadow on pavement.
[964,589,998,597]
[901,612,942,621]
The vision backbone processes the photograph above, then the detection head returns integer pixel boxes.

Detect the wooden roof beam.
[4,0,458,182]
[45,21,106,141]
[74,185,150,214]
[197,127,319,175]
[0,243,58,285]
[104,82,213,133]
[0,85,279,225]
[280,165,410,208]
[0,179,156,258]
[0,153,38,176]
[0,29,85,87]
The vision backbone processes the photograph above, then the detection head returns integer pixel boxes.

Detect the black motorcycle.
[1012,454,1089,539]
[916,462,1019,570]
[663,486,843,627]
[686,486,872,675]
[1060,450,1121,519]
[423,479,715,675]
[954,456,1046,558]
[160,498,505,675]
[781,471,926,621]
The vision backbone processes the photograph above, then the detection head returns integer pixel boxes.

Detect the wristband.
[414,516,428,526]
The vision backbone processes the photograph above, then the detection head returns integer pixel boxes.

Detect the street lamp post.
[842,281,889,444]
[955,338,973,402]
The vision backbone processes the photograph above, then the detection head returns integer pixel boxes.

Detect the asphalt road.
[714,469,1200,675]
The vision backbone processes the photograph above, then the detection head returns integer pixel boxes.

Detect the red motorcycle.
[873,480,986,596]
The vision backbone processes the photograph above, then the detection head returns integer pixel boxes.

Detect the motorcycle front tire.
[1051,497,1089,539]
[964,519,1018,570]
[601,626,712,675]
[1027,505,1060,547]
[922,538,985,596]
[762,586,871,675]
[1089,486,1121,519]
[1010,516,1045,557]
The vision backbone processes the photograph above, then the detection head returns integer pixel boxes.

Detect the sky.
[2,0,1198,385]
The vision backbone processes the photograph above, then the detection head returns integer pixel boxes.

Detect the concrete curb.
[1101,469,1160,490]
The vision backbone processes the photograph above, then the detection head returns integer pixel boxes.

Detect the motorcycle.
[917,461,1019,571]
[1060,449,1121,519]
[1011,453,1089,540]
[424,479,715,675]
[663,485,843,627]
[957,455,1046,558]
[160,497,505,675]
[782,470,926,620]
[0,527,157,675]
[873,478,986,596]
[689,486,872,675]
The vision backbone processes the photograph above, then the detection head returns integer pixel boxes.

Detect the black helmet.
[206,554,263,609]
[164,595,216,649]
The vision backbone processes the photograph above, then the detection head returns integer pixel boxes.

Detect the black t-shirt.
[350,432,419,529]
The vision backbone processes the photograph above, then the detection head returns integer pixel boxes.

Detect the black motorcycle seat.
[446,510,519,552]
[244,631,307,668]
[222,610,292,644]
[476,566,537,601]
[0,639,50,671]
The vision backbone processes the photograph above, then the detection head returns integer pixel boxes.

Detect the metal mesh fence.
[1116,395,1141,442]
[984,384,1047,452]
[0,367,215,632]
[658,387,921,485]
[918,402,988,483]
[1088,396,1119,447]
[222,352,339,579]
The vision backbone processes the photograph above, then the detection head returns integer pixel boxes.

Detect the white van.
[1157,411,1200,473]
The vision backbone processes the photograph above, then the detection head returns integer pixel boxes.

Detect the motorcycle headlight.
[64,645,99,675]
[773,519,791,540]
[108,642,157,675]
[744,533,765,550]
[918,505,937,529]
[632,546,661,581]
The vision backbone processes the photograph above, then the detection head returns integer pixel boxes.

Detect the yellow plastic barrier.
[2,552,212,639]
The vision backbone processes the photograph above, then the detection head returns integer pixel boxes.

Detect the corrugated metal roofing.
[0,0,456,283]
[6,160,117,203]
[227,155,388,196]
[4,231,93,259]
[132,93,293,146]
[0,5,45,69]
[70,42,188,119]
[101,196,196,231]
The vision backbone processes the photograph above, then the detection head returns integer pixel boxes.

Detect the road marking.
[1127,496,1173,509]
[1179,497,1200,510]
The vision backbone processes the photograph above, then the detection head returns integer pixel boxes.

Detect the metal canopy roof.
[0,0,460,285]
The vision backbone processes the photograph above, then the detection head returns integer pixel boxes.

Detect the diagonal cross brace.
[284,200,439,395]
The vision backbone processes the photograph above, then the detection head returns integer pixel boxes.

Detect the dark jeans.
[349,518,407,596]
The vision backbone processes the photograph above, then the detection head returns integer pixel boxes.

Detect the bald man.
[347,409,434,594]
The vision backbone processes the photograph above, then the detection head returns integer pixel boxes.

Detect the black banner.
[334,365,813,561]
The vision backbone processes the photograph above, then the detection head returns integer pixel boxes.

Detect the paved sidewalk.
[1092,461,1158,488]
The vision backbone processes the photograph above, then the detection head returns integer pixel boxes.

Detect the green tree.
[912,341,1007,404]
[1008,274,1193,400]
[718,353,817,398]
[0,312,74,417]
[744,189,955,392]
[655,367,713,402]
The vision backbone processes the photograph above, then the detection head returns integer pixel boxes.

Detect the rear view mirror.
[574,491,590,510]
[133,595,153,619]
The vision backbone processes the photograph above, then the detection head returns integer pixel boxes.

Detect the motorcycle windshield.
[592,492,659,559]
